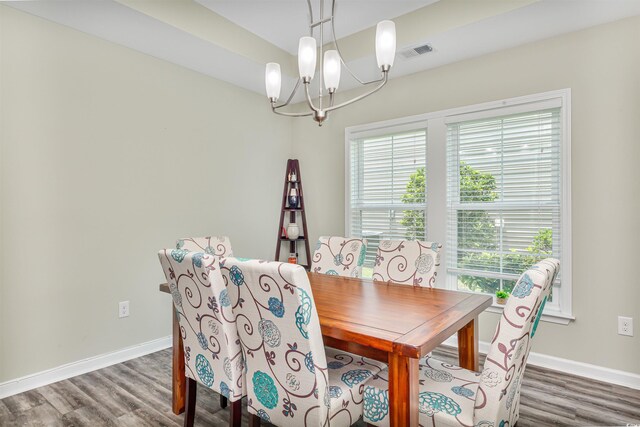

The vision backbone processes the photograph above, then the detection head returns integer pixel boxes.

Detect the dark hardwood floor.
[1,346,639,426]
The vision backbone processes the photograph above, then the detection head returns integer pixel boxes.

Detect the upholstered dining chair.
[176,236,233,258]
[362,258,560,427]
[311,236,368,278]
[158,250,245,427]
[372,240,442,287]
[220,258,386,427]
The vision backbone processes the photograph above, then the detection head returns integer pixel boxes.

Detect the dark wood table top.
[159,271,492,359]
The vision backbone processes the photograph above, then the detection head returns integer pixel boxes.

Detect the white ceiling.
[195,0,436,54]
[5,0,640,103]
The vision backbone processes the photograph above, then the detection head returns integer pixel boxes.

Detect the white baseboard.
[2,334,638,400]
[442,336,640,391]
[0,336,172,400]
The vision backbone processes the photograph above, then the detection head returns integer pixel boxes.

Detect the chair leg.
[229,400,242,427]
[183,378,197,427]
[249,413,261,427]
[220,394,228,409]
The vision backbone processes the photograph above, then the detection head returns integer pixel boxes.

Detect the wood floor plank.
[69,370,141,417]
[1,346,639,426]
[60,404,119,427]
[37,383,85,415]
[1,402,64,427]
[1,389,47,414]
[116,407,180,427]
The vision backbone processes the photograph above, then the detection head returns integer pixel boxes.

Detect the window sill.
[485,303,575,325]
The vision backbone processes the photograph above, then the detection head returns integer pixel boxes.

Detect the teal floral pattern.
[311,236,368,278]
[219,289,230,307]
[195,354,214,387]
[196,332,208,350]
[531,295,547,338]
[295,288,312,339]
[341,369,372,387]
[192,252,205,268]
[171,249,188,263]
[176,236,233,259]
[511,273,534,298]
[256,409,271,422]
[419,392,462,416]
[329,385,343,398]
[220,382,230,398]
[268,297,285,318]
[252,371,279,410]
[333,254,344,266]
[363,260,560,427]
[358,244,367,266]
[304,351,315,373]
[372,240,442,287]
[221,258,386,426]
[363,386,389,422]
[451,385,475,398]
[158,250,245,403]
[229,265,245,286]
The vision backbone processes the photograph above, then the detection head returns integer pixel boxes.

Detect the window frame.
[345,89,573,324]
[345,120,430,268]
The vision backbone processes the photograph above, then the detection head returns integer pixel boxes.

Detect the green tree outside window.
[400,163,552,294]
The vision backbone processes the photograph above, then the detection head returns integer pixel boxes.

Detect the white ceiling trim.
[5,0,640,104]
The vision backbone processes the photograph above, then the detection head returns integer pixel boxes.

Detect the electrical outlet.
[119,301,130,318]
[618,316,633,337]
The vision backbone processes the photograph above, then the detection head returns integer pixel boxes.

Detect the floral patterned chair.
[176,236,233,258]
[311,236,368,278]
[362,258,560,427]
[372,240,442,287]
[220,258,386,426]
[158,250,245,427]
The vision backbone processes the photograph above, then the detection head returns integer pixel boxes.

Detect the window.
[446,106,562,297]
[346,90,572,322]
[347,126,427,275]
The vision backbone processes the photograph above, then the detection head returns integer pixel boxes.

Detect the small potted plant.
[495,290,510,305]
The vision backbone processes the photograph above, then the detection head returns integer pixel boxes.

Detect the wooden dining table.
[159,272,492,426]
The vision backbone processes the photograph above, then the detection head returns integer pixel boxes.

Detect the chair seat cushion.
[363,356,480,427]
[325,347,387,423]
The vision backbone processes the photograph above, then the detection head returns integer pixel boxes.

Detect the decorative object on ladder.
[275,159,311,269]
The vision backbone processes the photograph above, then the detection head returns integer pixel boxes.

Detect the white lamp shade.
[265,63,281,100]
[375,20,396,68]
[298,36,317,80]
[323,50,341,91]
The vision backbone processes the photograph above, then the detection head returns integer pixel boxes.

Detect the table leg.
[172,306,186,415]
[458,317,479,371]
[388,353,419,427]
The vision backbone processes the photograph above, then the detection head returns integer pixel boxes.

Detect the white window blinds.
[446,107,562,295]
[349,129,427,270]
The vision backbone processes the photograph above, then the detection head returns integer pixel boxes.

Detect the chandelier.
[264,0,397,126]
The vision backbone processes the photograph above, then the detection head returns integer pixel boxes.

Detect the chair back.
[311,236,367,278]
[158,249,244,401]
[221,258,330,426]
[372,240,442,287]
[176,236,233,258]
[474,258,560,425]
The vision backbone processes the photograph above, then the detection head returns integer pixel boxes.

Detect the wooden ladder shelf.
[275,159,312,269]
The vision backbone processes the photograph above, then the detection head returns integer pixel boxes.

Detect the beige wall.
[292,16,640,374]
[0,6,291,381]
[1,5,639,383]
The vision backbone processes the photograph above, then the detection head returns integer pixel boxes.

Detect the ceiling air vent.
[399,43,433,60]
